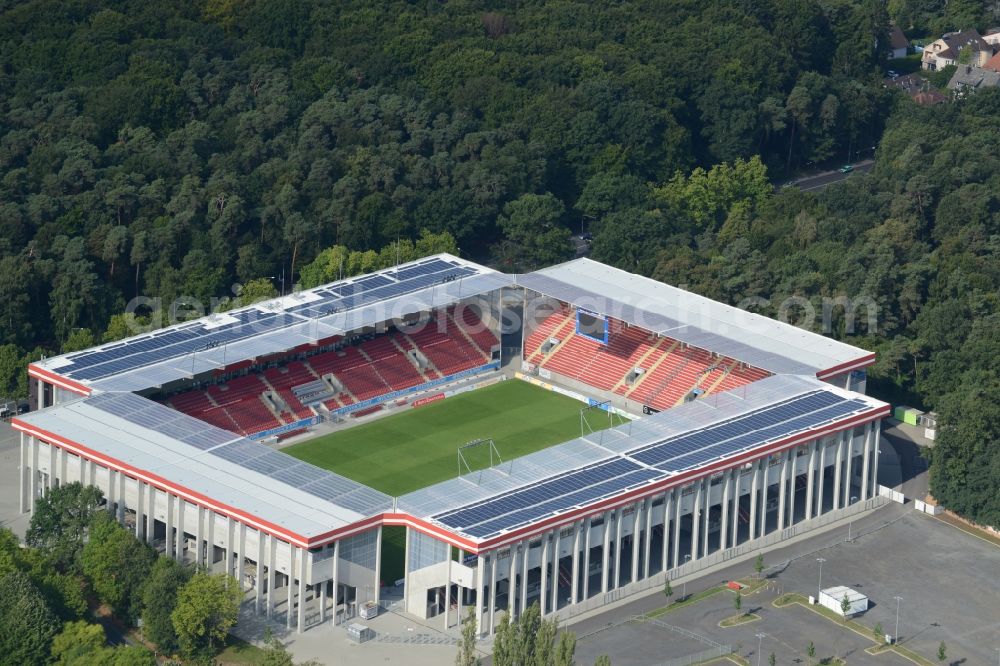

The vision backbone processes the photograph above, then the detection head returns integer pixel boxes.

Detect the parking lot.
[574,508,1000,665]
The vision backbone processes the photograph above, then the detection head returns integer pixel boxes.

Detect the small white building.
[819,586,868,617]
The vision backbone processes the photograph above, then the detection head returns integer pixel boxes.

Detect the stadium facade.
[14,254,888,637]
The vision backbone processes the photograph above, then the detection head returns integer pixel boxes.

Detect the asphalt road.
[789,159,874,192]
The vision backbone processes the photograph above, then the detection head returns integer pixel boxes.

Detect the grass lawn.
[284,379,620,496]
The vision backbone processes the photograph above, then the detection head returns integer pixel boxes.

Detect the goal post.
[580,400,629,439]
[457,438,508,482]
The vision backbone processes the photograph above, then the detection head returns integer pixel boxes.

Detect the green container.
[894,406,922,425]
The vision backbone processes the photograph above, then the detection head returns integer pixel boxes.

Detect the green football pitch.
[283,379,620,496]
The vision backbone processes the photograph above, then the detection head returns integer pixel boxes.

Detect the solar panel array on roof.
[54,257,478,382]
[430,388,872,540]
[87,392,393,517]
[629,391,868,472]
[434,457,663,538]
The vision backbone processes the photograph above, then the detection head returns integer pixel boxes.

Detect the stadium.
[12,254,888,638]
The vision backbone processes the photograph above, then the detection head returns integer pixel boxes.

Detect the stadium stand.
[162,311,498,436]
[525,307,771,411]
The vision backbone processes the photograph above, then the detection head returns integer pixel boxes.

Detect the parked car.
[838,164,854,173]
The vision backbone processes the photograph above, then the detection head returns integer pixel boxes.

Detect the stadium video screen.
[576,310,608,344]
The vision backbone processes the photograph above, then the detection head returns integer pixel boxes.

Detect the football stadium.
[13,254,889,638]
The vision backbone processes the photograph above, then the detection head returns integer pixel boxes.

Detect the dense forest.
[0,1,998,525]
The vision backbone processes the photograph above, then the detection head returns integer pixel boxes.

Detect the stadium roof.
[399,374,887,547]
[31,254,509,394]
[13,392,393,546]
[517,259,874,379]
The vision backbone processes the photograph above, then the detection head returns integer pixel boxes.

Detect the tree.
[259,627,294,666]
[594,657,611,666]
[0,569,60,665]
[840,593,851,620]
[497,193,572,270]
[171,571,242,658]
[874,622,884,643]
[25,483,104,572]
[806,640,816,665]
[140,557,194,654]
[82,512,156,622]
[62,328,95,353]
[734,590,743,616]
[663,579,673,601]
[492,614,513,666]
[554,631,577,666]
[754,553,764,580]
[937,641,946,662]
[769,653,776,666]
[50,620,106,664]
[455,608,480,666]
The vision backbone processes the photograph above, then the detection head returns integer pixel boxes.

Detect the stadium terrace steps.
[451,308,498,359]
[614,337,674,395]
[703,358,739,395]
[524,309,574,364]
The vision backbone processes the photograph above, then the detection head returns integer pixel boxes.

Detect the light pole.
[756,632,767,666]
[816,557,826,600]
[894,595,903,643]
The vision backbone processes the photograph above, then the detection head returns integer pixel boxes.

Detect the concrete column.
[331,541,340,626]
[508,543,517,617]
[79,453,86,485]
[661,491,672,571]
[19,432,27,514]
[777,451,789,531]
[266,535,276,619]
[691,481,702,561]
[550,528,560,612]
[255,530,264,615]
[571,522,581,605]
[147,484,158,546]
[207,511,216,571]
[582,517,592,600]
[833,434,844,511]
[226,518,235,577]
[817,439,827,516]
[843,432,854,508]
[540,533,549,614]
[297,547,307,633]
[194,506,204,567]
[871,426,882,498]
[860,422,872,501]
[702,479,711,557]
[805,441,817,519]
[320,577,327,624]
[488,551,497,634]
[135,480,144,540]
[37,378,45,409]
[60,446,67,486]
[444,546,452,630]
[48,442,56,493]
[731,472,740,547]
[759,459,769,537]
[238,522,246,590]
[748,461,759,541]
[402,530,412,623]
[457,547,464,621]
[720,471,731,551]
[521,543,529,613]
[286,543,294,629]
[475,554,485,636]
[165,493,174,560]
[672,490,682,568]
[631,501,641,584]
[175,499,186,561]
[643,501,653,580]
[29,436,39,511]
[600,511,611,594]
[613,508,623,588]
[374,526,383,607]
